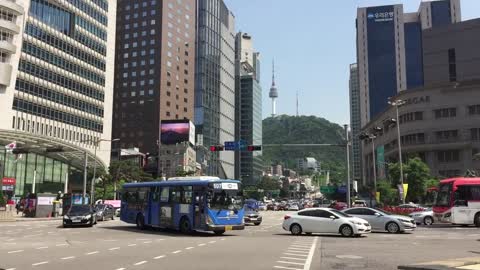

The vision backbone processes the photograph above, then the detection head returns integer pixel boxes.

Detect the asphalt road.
[1,211,480,270]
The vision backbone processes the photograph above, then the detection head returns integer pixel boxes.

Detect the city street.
[1,211,480,270]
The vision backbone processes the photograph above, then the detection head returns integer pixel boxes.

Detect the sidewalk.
[0,210,62,222]
[398,257,480,270]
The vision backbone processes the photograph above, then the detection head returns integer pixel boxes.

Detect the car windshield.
[69,205,91,215]
[95,204,106,210]
[208,189,243,211]
[330,209,351,217]
[374,208,392,215]
[435,183,453,207]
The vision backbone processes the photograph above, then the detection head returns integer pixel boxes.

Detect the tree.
[175,169,195,177]
[108,160,153,199]
[388,157,434,203]
[257,176,281,191]
[376,179,398,205]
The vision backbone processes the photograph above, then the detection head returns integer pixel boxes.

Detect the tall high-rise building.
[349,63,362,184]
[112,0,196,154]
[356,0,461,126]
[234,32,262,185]
[195,0,235,179]
[0,0,116,196]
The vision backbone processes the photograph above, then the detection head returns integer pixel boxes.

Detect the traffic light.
[210,145,224,152]
[247,145,262,151]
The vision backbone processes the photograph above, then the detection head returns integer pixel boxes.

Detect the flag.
[5,141,16,152]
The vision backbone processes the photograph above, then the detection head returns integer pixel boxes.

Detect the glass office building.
[0,0,116,198]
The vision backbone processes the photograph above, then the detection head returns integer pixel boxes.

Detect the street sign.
[320,186,336,194]
[338,186,347,194]
[224,141,237,151]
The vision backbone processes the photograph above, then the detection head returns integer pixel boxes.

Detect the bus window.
[435,183,452,207]
[170,187,182,203]
[151,187,160,202]
[160,187,169,202]
[183,186,193,204]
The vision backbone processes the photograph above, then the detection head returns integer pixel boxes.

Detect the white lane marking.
[208,241,216,244]
[277,261,305,266]
[286,250,309,254]
[61,256,75,260]
[32,261,49,266]
[134,261,147,266]
[86,251,99,255]
[172,250,182,254]
[56,243,68,247]
[220,238,226,240]
[116,268,126,270]
[6,268,16,270]
[36,246,49,250]
[136,238,148,241]
[8,250,24,254]
[128,244,137,247]
[155,239,165,241]
[303,236,319,270]
[47,232,54,234]
[288,247,310,251]
[143,241,152,244]
[154,255,165,259]
[336,255,363,259]
[198,243,206,246]
[6,239,15,241]
[283,253,308,257]
[281,257,306,261]
[274,266,302,270]
[103,239,118,242]
[185,247,194,250]
[109,247,120,251]
[291,245,311,248]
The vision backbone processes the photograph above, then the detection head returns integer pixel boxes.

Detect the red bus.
[433,177,480,226]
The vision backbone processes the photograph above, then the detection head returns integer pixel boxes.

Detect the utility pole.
[344,125,351,207]
[83,151,88,204]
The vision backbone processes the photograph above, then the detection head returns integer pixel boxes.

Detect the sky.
[224,0,479,125]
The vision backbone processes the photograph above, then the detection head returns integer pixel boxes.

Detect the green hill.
[262,115,347,182]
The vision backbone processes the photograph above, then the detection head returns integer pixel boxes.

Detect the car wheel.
[253,222,261,226]
[214,230,225,235]
[179,217,191,234]
[386,222,400,233]
[340,225,353,237]
[474,213,480,227]
[136,214,145,230]
[290,224,302,235]
[423,216,434,226]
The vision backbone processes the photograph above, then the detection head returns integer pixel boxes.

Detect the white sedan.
[282,207,371,237]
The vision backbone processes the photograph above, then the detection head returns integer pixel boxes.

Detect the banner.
[375,192,380,202]
[376,145,386,179]
[397,184,409,201]
[403,184,409,201]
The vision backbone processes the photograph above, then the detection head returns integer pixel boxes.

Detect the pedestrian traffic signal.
[247,145,262,151]
[210,145,224,151]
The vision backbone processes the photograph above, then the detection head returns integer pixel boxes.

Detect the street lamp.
[388,98,406,204]
[359,129,380,199]
[81,138,120,205]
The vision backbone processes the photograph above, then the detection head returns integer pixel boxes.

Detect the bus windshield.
[208,189,243,211]
[435,183,453,207]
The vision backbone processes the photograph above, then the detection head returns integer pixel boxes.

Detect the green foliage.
[257,176,281,191]
[377,179,399,205]
[243,186,262,200]
[262,115,346,183]
[0,193,6,207]
[175,169,195,177]
[388,157,434,203]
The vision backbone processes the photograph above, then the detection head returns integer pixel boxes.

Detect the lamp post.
[81,138,120,205]
[369,134,377,196]
[388,99,406,204]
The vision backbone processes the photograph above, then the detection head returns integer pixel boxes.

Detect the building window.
[400,111,423,123]
[468,105,480,115]
[437,150,460,163]
[436,130,458,142]
[167,91,171,96]
[167,101,171,106]
[183,107,187,112]
[434,108,456,119]
[471,128,480,141]
[166,111,170,116]
[184,88,188,93]
[448,48,457,82]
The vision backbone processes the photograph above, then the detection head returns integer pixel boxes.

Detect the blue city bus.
[120,177,245,235]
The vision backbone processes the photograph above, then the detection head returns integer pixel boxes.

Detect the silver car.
[342,207,416,233]
[409,208,434,225]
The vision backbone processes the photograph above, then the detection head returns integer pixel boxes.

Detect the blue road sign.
[224,141,237,151]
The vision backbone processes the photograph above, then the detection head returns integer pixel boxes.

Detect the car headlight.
[206,215,213,225]
[353,221,363,225]
[97,211,103,215]
[84,214,92,219]
[398,218,411,223]
[63,215,69,220]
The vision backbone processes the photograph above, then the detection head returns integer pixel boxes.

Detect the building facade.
[158,142,196,178]
[234,32,262,186]
[356,0,461,127]
[362,18,480,182]
[194,0,235,179]
[112,0,196,154]
[349,63,362,184]
[0,0,116,197]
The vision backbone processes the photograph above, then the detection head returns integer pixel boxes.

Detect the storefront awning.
[0,129,105,170]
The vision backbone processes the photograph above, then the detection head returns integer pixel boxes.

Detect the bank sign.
[368,11,394,22]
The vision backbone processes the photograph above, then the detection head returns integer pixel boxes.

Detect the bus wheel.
[474,213,480,227]
[180,217,191,234]
[214,230,225,235]
[136,214,145,230]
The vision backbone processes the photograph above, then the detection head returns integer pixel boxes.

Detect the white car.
[288,204,300,211]
[282,207,371,237]
[342,207,416,233]
[409,208,434,225]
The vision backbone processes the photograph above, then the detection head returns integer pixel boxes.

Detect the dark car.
[244,206,262,225]
[63,205,97,228]
[95,204,115,221]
